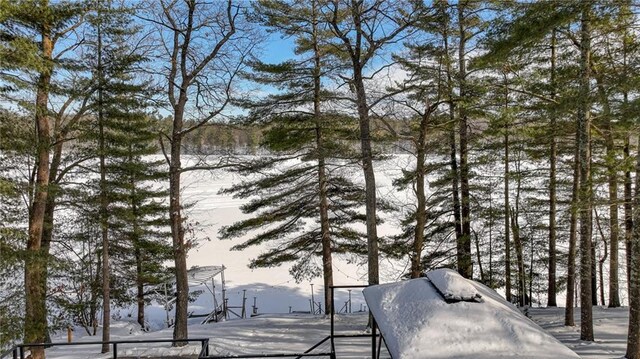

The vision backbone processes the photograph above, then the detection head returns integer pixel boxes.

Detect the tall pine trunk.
[411,111,429,279]
[605,137,621,307]
[502,72,512,303]
[96,12,111,351]
[565,132,580,327]
[578,3,594,341]
[591,241,598,306]
[135,246,144,328]
[159,1,237,341]
[343,3,380,285]
[625,134,640,358]
[593,70,621,308]
[625,136,633,291]
[311,0,333,313]
[456,2,472,279]
[442,23,463,277]
[512,216,525,306]
[353,69,379,285]
[547,29,558,307]
[129,148,145,328]
[24,12,53,359]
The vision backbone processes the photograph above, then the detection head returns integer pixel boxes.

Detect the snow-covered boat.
[363,268,580,359]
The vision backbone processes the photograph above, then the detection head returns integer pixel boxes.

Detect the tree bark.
[592,67,622,307]
[547,29,558,307]
[442,22,463,277]
[311,0,334,314]
[353,68,379,285]
[136,245,144,328]
[474,232,485,283]
[591,242,597,306]
[170,106,189,344]
[625,136,633,291]
[625,134,640,358]
[411,110,428,279]
[343,0,380,285]
[510,208,525,307]
[456,2,472,279]
[565,132,580,327]
[502,71,512,303]
[130,149,145,328]
[96,11,111,351]
[578,3,594,341]
[158,0,237,342]
[24,12,53,359]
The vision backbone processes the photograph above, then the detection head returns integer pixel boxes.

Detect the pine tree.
[382,0,456,279]
[324,0,422,286]
[0,110,31,349]
[219,115,369,284]
[0,2,84,356]
[82,0,171,339]
[627,133,640,358]
[576,1,594,341]
[232,0,361,314]
[585,1,640,309]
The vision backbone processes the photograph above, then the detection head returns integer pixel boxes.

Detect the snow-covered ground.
[46,313,380,359]
[9,155,633,358]
[42,304,633,359]
[530,306,630,358]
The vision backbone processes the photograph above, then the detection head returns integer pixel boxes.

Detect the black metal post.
[113,343,117,359]
[330,287,335,354]
[371,316,377,359]
[310,284,315,314]
[18,346,24,359]
[11,347,17,359]
[204,339,210,356]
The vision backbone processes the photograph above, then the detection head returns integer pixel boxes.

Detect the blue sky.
[262,33,297,64]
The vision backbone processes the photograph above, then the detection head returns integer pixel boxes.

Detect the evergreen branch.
[54,155,94,184]
[51,13,84,45]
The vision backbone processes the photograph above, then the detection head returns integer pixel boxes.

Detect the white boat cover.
[363,269,579,359]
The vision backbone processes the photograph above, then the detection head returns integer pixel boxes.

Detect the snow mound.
[426,268,482,302]
[363,273,580,359]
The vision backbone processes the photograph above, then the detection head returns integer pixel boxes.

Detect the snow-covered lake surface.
[172,155,412,316]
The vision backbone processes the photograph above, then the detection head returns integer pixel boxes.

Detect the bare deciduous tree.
[143,0,253,343]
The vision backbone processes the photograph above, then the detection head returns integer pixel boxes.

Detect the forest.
[1,0,640,358]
